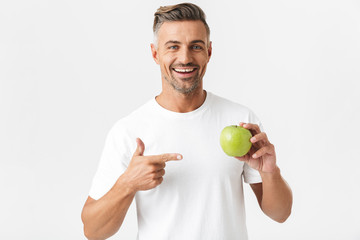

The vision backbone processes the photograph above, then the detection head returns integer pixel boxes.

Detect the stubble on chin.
[163,73,201,96]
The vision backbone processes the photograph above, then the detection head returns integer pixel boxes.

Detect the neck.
[155,88,207,113]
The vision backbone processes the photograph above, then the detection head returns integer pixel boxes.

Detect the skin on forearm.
[81,137,179,239]
[81,175,136,240]
[258,166,293,223]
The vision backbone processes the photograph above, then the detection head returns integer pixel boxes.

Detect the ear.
[150,43,159,64]
[207,41,212,63]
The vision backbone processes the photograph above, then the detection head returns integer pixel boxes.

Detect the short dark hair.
[153,3,210,47]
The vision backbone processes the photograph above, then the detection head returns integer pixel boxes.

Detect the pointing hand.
[122,138,182,192]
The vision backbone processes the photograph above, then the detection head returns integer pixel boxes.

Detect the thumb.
[133,137,145,156]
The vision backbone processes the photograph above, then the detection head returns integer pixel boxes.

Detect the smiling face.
[151,20,212,95]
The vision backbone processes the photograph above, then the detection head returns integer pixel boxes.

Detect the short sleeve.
[89,124,130,200]
[248,109,264,132]
[242,109,264,184]
[243,163,262,184]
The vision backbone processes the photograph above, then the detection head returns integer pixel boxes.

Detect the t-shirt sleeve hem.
[243,175,263,184]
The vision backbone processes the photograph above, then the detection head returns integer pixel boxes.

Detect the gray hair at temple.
[153,3,211,49]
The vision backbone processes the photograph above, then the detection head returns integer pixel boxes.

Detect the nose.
[178,47,193,64]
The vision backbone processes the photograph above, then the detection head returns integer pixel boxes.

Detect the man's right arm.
[81,138,182,240]
[81,175,136,240]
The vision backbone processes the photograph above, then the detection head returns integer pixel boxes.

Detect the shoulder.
[209,91,263,128]
[108,98,154,136]
[209,92,254,115]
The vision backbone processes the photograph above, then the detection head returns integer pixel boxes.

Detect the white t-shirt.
[89,91,263,240]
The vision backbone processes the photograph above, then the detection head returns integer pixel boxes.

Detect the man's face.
[151,20,212,95]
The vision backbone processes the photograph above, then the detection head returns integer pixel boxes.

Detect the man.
[81,3,292,240]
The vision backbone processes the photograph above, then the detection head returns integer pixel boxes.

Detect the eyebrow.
[164,40,206,45]
[190,40,206,45]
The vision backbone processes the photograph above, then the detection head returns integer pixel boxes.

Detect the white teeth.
[174,68,195,73]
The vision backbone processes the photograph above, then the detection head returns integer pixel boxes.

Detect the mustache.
[171,63,199,68]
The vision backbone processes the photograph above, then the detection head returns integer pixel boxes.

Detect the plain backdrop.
[1,0,360,239]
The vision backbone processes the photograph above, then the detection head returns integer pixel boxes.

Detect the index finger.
[147,153,183,163]
[239,122,261,135]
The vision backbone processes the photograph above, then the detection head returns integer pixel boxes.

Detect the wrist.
[259,165,281,180]
[116,174,137,196]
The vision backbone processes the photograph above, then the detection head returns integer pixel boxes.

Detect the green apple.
[220,125,252,157]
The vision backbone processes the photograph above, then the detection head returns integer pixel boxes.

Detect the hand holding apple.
[220,125,253,157]
[234,122,277,173]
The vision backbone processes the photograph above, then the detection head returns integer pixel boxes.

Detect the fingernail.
[177,155,182,160]
[251,137,256,142]
[252,153,257,158]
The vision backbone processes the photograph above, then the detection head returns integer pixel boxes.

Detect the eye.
[169,45,178,50]
[192,45,202,50]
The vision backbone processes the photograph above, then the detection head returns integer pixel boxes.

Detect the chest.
[136,119,245,182]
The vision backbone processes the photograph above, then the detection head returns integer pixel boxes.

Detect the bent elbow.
[83,226,95,240]
[275,209,292,223]
[83,223,103,240]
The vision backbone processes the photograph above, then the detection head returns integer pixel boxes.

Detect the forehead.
[157,20,208,44]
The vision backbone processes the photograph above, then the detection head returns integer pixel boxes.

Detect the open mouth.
[173,68,197,73]
[172,67,198,78]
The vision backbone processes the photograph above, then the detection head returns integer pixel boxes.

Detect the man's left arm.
[250,169,292,223]
[236,122,293,223]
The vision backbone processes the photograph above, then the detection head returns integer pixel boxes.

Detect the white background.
[1,0,359,239]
